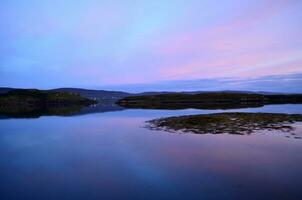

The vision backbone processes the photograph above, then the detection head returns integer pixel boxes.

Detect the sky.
[0,0,302,92]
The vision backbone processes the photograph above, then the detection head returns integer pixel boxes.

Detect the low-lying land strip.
[118,93,302,110]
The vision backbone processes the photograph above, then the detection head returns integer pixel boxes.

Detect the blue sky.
[0,0,302,92]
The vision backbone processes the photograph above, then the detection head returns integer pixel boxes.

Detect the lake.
[1,104,302,200]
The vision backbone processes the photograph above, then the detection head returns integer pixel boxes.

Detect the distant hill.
[117,92,266,110]
[0,87,296,102]
[0,87,15,94]
[51,88,131,101]
[0,87,131,101]
[0,89,96,106]
[117,92,302,110]
[137,90,284,96]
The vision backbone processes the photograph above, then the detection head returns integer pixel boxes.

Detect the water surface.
[1,104,302,200]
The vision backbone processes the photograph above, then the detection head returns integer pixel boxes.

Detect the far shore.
[117,93,302,110]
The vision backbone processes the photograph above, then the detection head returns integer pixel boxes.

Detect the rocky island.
[147,112,302,135]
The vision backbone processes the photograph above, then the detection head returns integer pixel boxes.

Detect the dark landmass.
[264,94,302,104]
[1,87,302,114]
[0,89,96,106]
[0,87,131,101]
[0,87,13,94]
[118,93,302,110]
[0,87,290,102]
[147,112,302,135]
[51,88,130,101]
[0,89,97,118]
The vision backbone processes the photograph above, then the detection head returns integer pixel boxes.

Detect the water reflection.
[118,102,265,110]
[1,100,302,120]
[0,105,302,200]
[0,103,125,119]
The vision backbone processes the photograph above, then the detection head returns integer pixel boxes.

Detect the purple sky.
[0,0,302,92]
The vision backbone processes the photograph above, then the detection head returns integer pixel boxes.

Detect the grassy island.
[147,112,302,135]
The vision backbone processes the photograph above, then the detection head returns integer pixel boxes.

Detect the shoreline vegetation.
[147,112,302,137]
[1,89,302,121]
[117,93,302,110]
[0,89,97,118]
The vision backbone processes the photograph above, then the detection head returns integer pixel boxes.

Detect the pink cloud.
[141,0,302,81]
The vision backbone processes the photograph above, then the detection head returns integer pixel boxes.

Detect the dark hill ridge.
[51,88,130,101]
[0,87,288,100]
[0,88,302,116]
[117,92,302,110]
[0,89,97,118]
[0,87,17,94]
[0,89,96,107]
[0,87,131,101]
[1,87,302,104]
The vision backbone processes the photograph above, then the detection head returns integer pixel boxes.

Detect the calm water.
[1,104,302,200]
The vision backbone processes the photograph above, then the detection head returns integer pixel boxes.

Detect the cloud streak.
[103,73,302,93]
